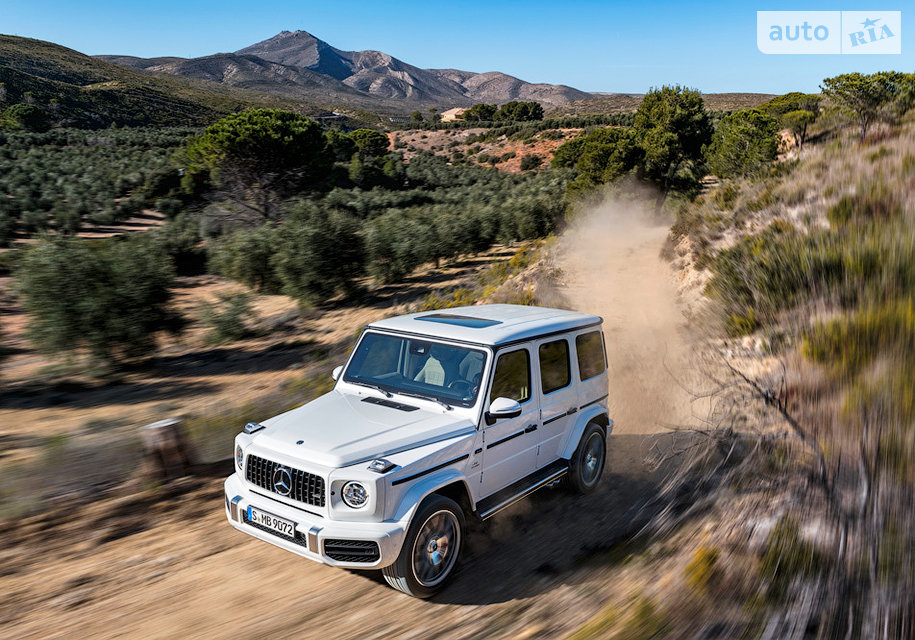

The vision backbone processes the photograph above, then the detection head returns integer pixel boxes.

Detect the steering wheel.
[448,379,474,395]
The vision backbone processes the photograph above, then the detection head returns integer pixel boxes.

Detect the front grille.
[324,539,380,563]
[242,511,308,548]
[245,454,326,507]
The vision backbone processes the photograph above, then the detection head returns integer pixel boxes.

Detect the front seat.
[414,348,446,386]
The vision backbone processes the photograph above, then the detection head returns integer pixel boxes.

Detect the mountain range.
[98,30,594,110]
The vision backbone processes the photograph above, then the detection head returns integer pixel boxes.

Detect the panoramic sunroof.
[416,314,502,328]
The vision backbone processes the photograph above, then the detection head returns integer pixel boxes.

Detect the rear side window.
[490,349,531,404]
[539,339,571,394]
[576,331,606,381]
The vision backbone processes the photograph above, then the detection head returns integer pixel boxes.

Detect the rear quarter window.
[576,331,606,381]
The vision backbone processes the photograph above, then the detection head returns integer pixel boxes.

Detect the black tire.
[382,494,465,598]
[566,422,606,494]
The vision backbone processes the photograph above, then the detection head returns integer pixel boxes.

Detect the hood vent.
[361,396,420,412]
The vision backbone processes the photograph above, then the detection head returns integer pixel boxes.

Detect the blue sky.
[1,0,911,93]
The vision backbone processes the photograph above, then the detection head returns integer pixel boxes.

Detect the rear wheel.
[567,422,606,494]
[383,494,465,598]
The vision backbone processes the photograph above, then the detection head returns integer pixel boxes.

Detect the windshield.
[343,332,488,408]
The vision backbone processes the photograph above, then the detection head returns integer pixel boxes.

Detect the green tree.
[551,135,589,168]
[821,72,913,141]
[208,225,282,293]
[781,110,817,149]
[632,86,712,212]
[462,103,498,122]
[182,109,332,223]
[761,92,821,148]
[410,110,425,127]
[271,202,365,305]
[325,128,357,161]
[16,236,179,367]
[707,109,780,178]
[494,101,544,122]
[348,128,390,158]
[2,103,51,132]
[348,152,367,186]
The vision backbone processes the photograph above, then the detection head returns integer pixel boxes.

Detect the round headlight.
[342,481,368,508]
[235,444,244,470]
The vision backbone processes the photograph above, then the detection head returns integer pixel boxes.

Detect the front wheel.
[567,422,606,494]
[383,494,465,598]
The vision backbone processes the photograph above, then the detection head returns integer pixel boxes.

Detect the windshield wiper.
[396,391,452,411]
[349,380,393,398]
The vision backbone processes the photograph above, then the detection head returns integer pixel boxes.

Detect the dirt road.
[1,202,693,640]
[558,200,697,436]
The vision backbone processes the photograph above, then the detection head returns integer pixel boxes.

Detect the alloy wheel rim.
[411,510,460,587]
[582,433,605,486]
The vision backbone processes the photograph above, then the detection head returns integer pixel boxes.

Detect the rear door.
[535,335,577,466]
[479,346,540,497]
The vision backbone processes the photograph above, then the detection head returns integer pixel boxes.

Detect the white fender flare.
[390,468,473,523]
[560,405,613,460]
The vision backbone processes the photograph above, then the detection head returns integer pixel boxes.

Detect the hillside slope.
[0,36,308,127]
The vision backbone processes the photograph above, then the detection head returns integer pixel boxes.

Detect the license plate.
[247,506,295,537]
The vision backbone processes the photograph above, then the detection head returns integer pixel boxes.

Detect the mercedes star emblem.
[272,466,292,496]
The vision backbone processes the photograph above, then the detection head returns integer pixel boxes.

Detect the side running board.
[476,460,569,520]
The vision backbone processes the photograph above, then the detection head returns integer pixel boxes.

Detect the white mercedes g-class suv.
[225,304,612,597]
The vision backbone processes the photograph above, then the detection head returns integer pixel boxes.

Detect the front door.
[479,346,539,498]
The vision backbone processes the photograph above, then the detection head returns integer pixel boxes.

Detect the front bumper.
[224,473,406,569]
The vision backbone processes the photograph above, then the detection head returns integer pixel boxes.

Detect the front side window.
[490,349,531,405]
[576,331,607,381]
[343,332,487,408]
[539,339,571,394]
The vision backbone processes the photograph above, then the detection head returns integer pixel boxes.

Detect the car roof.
[366,304,602,347]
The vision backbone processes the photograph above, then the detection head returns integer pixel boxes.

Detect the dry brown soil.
[0,205,696,639]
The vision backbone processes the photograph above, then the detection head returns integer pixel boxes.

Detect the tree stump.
[141,418,195,480]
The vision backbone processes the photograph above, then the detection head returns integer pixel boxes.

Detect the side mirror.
[332,365,344,382]
[485,397,522,425]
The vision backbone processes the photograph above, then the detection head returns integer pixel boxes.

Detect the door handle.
[524,424,538,433]
[566,407,578,416]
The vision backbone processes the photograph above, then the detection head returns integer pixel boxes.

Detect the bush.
[519,154,543,171]
[271,202,365,305]
[208,225,282,293]
[760,515,825,601]
[198,291,256,343]
[685,546,720,593]
[713,183,740,209]
[16,235,180,366]
[155,198,183,219]
[826,182,902,227]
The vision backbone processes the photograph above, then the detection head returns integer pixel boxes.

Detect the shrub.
[155,197,183,219]
[519,154,543,171]
[685,546,720,593]
[271,202,365,305]
[713,183,740,209]
[208,225,282,293]
[826,182,902,227]
[16,235,180,367]
[198,291,256,343]
[759,515,825,601]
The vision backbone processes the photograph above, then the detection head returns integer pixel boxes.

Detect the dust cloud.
[557,196,699,436]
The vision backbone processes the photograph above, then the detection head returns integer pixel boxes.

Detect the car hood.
[255,390,476,468]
